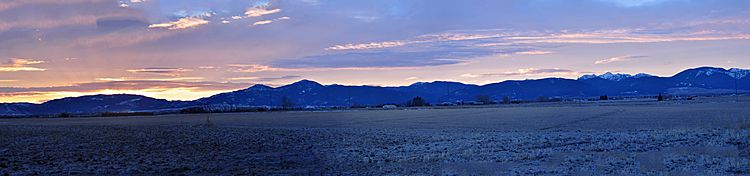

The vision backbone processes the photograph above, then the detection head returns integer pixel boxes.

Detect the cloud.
[460,73,481,78]
[326,41,406,50]
[228,63,422,73]
[0,80,249,93]
[351,15,380,23]
[325,32,504,51]
[148,17,209,30]
[405,77,419,81]
[276,45,539,69]
[0,80,18,83]
[117,0,148,8]
[0,58,46,72]
[229,75,301,82]
[96,17,149,31]
[227,64,282,72]
[0,0,104,12]
[514,50,553,55]
[252,20,273,26]
[126,68,192,76]
[245,8,281,17]
[0,12,136,32]
[308,27,750,69]
[272,50,487,69]
[75,28,177,48]
[595,55,648,64]
[0,80,252,103]
[330,29,750,52]
[229,63,426,72]
[221,3,283,24]
[97,77,203,82]
[127,68,192,73]
[252,16,291,26]
[477,68,580,77]
[0,0,141,33]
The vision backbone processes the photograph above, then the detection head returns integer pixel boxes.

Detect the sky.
[1,0,750,103]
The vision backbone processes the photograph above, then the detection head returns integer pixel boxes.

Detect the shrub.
[406,96,429,107]
[600,95,609,100]
[180,107,208,114]
[475,95,492,104]
[502,96,511,104]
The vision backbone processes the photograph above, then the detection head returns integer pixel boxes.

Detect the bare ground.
[1,96,749,175]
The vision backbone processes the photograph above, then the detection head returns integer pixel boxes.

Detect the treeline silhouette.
[0,93,706,119]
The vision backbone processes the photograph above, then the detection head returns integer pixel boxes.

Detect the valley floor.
[1,96,749,175]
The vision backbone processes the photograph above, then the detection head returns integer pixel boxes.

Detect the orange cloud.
[0,58,46,72]
[252,16,291,26]
[252,20,273,26]
[0,80,252,103]
[245,7,281,17]
[127,68,193,74]
[148,17,209,30]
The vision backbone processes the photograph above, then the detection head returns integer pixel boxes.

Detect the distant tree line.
[16,93,687,119]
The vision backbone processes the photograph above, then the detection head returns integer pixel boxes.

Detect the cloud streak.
[148,17,209,30]
[0,0,103,12]
[328,29,750,52]
[0,80,252,103]
[220,2,283,24]
[595,55,648,64]
[126,68,193,77]
[0,58,46,72]
[326,41,406,50]
[75,28,177,48]
[126,68,192,74]
[0,81,247,93]
[465,68,580,78]
[229,63,426,73]
[308,27,750,69]
[245,8,281,17]
[252,16,290,26]
[229,75,301,82]
[514,50,553,55]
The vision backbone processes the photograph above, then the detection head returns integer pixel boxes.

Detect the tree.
[281,96,294,109]
[502,96,511,104]
[657,94,664,101]
[406,96,428,107]
[600,95,609,101]
[476,95,492,104]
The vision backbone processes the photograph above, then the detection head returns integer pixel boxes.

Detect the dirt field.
[1,96,749,175]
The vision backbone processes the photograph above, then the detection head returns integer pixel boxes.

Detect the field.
[1,96,749,175]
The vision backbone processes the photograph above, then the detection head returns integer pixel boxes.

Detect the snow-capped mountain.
[579,72,654,81]
[728,68,749,79]
[2,67,749,116]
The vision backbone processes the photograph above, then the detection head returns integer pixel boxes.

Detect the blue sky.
[1,0,749,102]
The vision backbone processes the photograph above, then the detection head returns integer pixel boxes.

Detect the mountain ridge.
[2,66,748,116]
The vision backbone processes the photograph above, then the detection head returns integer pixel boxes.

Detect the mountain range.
[2,66,748,116]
